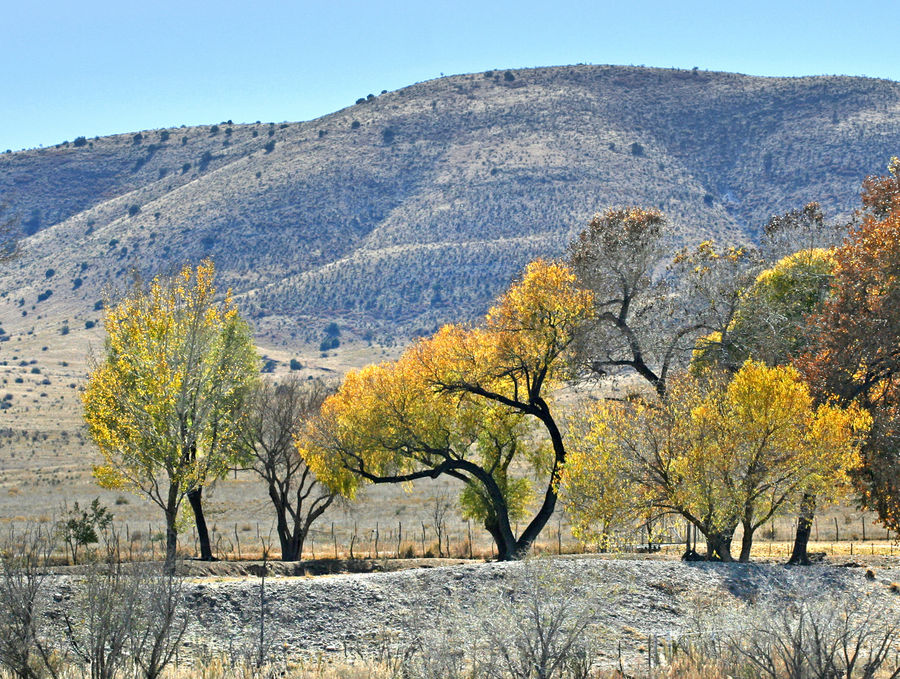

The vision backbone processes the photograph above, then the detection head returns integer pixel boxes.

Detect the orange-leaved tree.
[559,361,868,562]
[299,260,593,560]
[82,261,259,571]
[797,165,900,533]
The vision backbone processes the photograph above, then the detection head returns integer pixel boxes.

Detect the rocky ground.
[164,555,900,668]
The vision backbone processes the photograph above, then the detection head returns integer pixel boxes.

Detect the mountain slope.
[2,64,900,346]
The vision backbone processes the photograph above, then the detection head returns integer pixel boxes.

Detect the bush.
[73,277,83,290]
[44,268,54,279]
[382,128,395,145]
[198,151,213,170]
[85,320,95,329]
[319,336,339,351]
[56,498,112,565]
[209,125,219,136]
[351,120,360,129]
[159,130,170,142]
[504,70,515,81]
[36,289,53,303]
[181,162,191,174]
[73,136,87,147]
[264,140,276,153]
[681,578,900,679]
[630,141,644,156]
[356,97,366,105]
[289,358,303,371]
[132,133,143,145]
[0,525,58,679]
[127,204,140,217]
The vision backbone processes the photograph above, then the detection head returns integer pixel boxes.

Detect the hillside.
[2,64,900,349]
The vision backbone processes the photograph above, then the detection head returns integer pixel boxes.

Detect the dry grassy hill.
[3,64,900,348]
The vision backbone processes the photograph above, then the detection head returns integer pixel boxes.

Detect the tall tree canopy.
[559,361,868,562]
[797,171,900,531]
[569,207,757,397]
[692,248,835,373]
[300,260,593,559]
[83,260,258,570]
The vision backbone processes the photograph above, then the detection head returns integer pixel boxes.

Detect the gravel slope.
[177,556,900,666]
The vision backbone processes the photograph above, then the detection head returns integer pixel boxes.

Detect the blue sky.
[3,0,899,153]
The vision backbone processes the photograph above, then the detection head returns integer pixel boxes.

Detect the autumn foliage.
[797,170,900,531]
[559,361,868,561]
[300,260,593,559]
[82,261,258,568]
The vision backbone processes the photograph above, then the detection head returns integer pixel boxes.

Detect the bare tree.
[61,560,142,679]
[129,564,190,679]
[239,377,336,561]
[431,493,453,558]
[761,201,848,261]
[0,525,62,679]
[569,207,759,398]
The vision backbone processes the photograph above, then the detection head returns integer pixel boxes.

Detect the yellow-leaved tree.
[691,248,835,373]
[559,361,869,562]
[82,260,258,570]
[300,260,593,560]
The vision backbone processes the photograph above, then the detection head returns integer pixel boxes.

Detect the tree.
[691,248,834,374]
[569,207,757,397]
[760,201,846,261]
[797,183,900,533]
[239,377,336,561]
[559,361,868,561]
[300,260,594,559]
[83,261,258,571]
[691,202,845,565]
[56,498,113,565]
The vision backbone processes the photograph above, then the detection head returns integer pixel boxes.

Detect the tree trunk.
[187,487,214,561]
[511,404,566,557]
[484,518,517,561]
[739,524,754,563]
[705,528,735,562]
[164,509,178,575]
[280,530,302,562]
[269,487,294,561]
[788,494,816,566]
